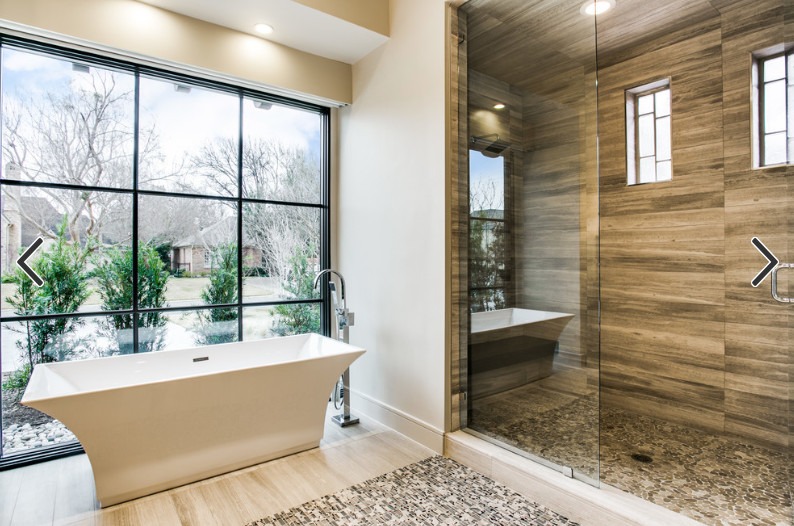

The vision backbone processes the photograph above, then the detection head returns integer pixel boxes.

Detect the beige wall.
[0,0,352,105]
[293,0,389,37]
[338,0,447,451]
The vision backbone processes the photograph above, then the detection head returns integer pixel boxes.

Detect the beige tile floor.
[0,407,435,526]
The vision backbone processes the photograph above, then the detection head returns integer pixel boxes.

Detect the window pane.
[765,132,787,165]
[242,204,321,302]
[637,94,654,115]
[469,219,506,292]
[764,55,786,82]
[469,150,505,217]
[639,156,656,183]
[655,116,671,161]
[638,113,655,157]
[243,304,320,341]
[1,314,133,456]
[788,84,794,136]
[764,79,786,133]
[655,89,671,117]
[138,307,239,352]
[656,160,672,181]
[138,77,239,196]
[469,288,505,314]
[242,99,323,204]
[1,47,135,188]
[138,195,237,307]
[1,186,132,317]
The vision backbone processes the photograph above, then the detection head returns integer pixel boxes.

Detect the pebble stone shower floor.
[470,382,792,526]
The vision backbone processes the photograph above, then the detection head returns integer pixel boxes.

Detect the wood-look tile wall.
[599,2,791,449]
[519,68,598,376]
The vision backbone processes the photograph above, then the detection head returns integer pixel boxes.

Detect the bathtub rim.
[21,332,365,406]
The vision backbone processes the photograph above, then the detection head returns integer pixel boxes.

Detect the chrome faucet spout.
[313,269,346,311]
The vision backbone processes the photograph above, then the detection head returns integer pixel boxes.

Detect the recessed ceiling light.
[580,0,615,16]
[254,23,274,35]
[493,103,506,110]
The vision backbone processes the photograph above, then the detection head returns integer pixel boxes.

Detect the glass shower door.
[458,0,600,484]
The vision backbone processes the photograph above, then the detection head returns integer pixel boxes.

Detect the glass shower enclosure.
[455,0,793,524]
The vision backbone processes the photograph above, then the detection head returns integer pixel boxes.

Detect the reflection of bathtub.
[469,308,574,399]
[22,333,365,507]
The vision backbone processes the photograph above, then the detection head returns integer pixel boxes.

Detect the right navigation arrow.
[751,237,778,287]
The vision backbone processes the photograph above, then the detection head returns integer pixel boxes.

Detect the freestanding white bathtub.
[21,333,365,507]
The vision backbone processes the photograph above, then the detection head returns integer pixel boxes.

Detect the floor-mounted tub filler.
[21,333,365,507]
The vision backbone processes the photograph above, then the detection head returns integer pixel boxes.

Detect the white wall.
[338,0,447,451]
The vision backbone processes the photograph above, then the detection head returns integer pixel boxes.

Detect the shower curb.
[444,431,707,526]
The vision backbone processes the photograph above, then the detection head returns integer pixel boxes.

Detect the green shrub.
[1,363,32,398]
[271,244,320,337]
[194,243,239,345]
[93,243,169,354]
[6,218,90,370]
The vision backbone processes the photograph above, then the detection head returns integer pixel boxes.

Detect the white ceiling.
[137,0,389,64]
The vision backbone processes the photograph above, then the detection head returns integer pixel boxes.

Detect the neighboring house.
[171,216,262,274]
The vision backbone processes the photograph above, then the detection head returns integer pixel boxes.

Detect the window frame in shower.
[625,78,672,185]
[754,47,793,167]
[0,35,332,470]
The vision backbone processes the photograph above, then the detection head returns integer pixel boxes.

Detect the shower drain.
[631,453,653,463]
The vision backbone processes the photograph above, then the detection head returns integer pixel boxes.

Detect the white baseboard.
[349,390,445,453]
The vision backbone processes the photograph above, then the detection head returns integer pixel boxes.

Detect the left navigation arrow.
[17,237,44,287]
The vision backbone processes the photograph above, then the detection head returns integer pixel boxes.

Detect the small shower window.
[753,48,793,167]
[626,79,672,185]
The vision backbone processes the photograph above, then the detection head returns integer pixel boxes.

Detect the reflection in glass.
[1,48,135,189]
[469,218,506,301]
[138,77,239,196]
[138,195,237,307]
[469,151,505,215]
[242,99,323,204]
[242,204,320,302]
[243,304,320,341]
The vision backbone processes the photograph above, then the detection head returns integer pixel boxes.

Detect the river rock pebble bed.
[2,420,77,456]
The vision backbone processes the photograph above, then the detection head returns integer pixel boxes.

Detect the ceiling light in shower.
[580,0,615,15]
[493,103,506,110]
[254,23,274,35]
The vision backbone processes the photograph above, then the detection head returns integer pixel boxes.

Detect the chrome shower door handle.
[771,263,794,303]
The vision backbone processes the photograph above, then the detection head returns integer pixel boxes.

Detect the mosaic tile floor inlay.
[468,381,792,526]
[247,456,580,526]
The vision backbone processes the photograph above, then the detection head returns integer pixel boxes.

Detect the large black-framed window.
[0,36,331,468]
